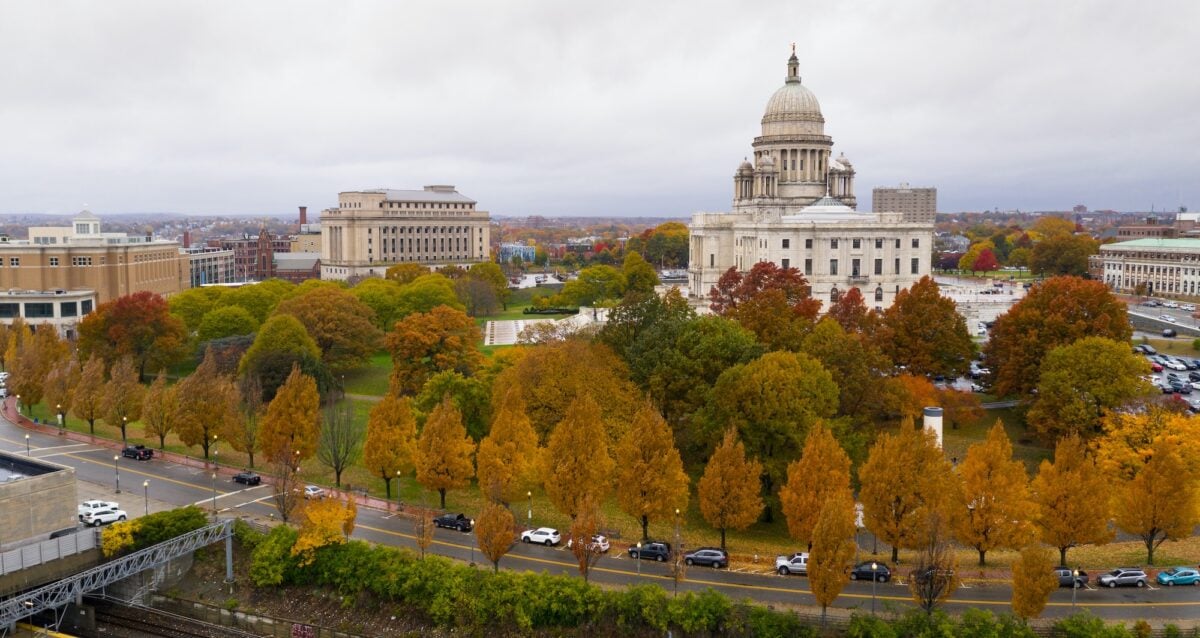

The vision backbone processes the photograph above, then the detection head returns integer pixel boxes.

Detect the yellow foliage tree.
[614,402,689,540]
[102,355,145,443]
[291,496,358,566]
[1114,438,1200,565]
[476,388,541,506]
[860,419,959,563]
[808,493,858,624]
[72,355,107,434]
[475,502,516,573]
[954,421,1036,566]
[414,395,476,509]
[1031,434,1113,566]
[697,428,763,550]
[257,364,322,465]
[1093,409,1200,481]
[543,395,614,519]
[101,519,143,557]
[779,423,853,551]
[568,497,607,583]
[176,348,241,459]
[363,394,418,501]
[141,370,180,450]
[1011,545,1059,620]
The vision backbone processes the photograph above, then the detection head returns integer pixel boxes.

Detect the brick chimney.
[182,230,191,248]
[299,206,308,225]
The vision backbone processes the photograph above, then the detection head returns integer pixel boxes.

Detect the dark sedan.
[849,561,891,582]
[233,471,262,486]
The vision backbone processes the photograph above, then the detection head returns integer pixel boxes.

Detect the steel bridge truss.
[0,519,233,633]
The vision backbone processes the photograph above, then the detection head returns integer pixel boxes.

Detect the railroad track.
[91,600,265,638]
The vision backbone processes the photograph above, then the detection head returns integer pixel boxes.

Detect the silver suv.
[1097,568,1147,588]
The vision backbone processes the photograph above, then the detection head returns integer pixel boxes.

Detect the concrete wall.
[0,452,77,547]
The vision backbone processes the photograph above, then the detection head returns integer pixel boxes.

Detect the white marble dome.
[762,80,822,123]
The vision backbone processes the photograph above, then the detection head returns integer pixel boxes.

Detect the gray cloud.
[0,0,1196,217]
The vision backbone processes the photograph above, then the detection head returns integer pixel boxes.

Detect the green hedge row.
[130,506,209,551]
[236,522,1190,637]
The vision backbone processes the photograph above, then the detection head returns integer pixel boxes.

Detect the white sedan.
[521,527,562,546]
[566,534,610,553]
[83,507,127,527]
[1160,314,1178,323]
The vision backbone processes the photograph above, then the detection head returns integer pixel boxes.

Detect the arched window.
[830,287,840,303]
[875,286,884,302]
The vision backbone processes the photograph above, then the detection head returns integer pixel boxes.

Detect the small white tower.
[922,407,944,449]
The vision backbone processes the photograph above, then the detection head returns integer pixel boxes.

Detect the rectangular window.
[782,239,790,249]
[895,239,901,249]
[24,302,53,318]
[781,258,790,269]
[804,258,812,275]
[852,239,861,249]
[911,257,920,274]
[60,301,77,317]
[875,238,883,249]
[0,304,16,318]
[852,258,861,276]
[805,238,813,249]
[49,257,59,267]
[912,238,920,249]
[710,254,715,267]
[830,259,839,275]
[9,258,18,267]
[895,258,900,273]
[82,299,93,315]
[831,239,839,249]
[875,258,883,275]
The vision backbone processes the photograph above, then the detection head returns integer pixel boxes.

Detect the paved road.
[2,415,1198,622]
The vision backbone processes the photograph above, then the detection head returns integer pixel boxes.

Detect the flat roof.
[1103,238,1200,249]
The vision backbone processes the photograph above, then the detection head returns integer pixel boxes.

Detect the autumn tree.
[1026,337,1153,440]
[102,356,145,443]
[1113,438,1200,564]
[779,424,853,551]
[474,502,516,573]
[77,290,187,380]
[269,453,305,523]
[257,364,322,464]
[274,287,383,372]
[801,317,890,428]
[955,421,1036,565]
[225,376,264,468]
[414,395,476,508]
[141,371,180,449]
[413,371,491,440]
[385,262,428,284]
[42,356,80,428]
[972,248,1000,273]
[1011,546,1059,620]
[808,494,858,625]
[363,394,418,501]
[476,388,540,506]
[825,286,877,335]
[908,514,959,616]
[1093,409,1200,481]
[542,395,614,519]
[568,498,606,583]
[72,355,107,434]
[697,428,764,549]
[413,507,436,559]
[317,398,363,488]
[468,262,511,309]
[291,496,357,566]
[454,277,499,317]
[958,241,995,274]
[492,339,640,443]
[622,251,660,297]
[709,262,822,351]
[985,276,1130,397]
[239,314,328,403]
[614,403,689,540]
[542,395,614,520]
[702,351,838,519]
[1030,434,1114,566]
[879,276,973,379]
[1030,234,1099,277]
[388,306,483,395]
[860,421,960,563]
[177,349,241,459]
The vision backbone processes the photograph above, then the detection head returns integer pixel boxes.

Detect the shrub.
[101,520,142,557]
[232,519,266,550]
[1134,620,1153,638]
[668,589,732,634]
[249,525,298,587]
[846,613,897,638]
[1053,612,1133,638]
[130,506,209,550]
[1163,625,1183,638]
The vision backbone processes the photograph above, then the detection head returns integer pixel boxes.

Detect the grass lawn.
[1139,336,1199,355]
[941,406,1052,474]
[473,285,573,326]
[342,352,392,396]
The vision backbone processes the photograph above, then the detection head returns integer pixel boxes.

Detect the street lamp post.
[122,416,127,444]
[15,394,20,415]
[527,490,532,527]
[211,472,218,519]
[25,434,30,455]
[56,404,63,434]
[143,480,150,516]
[636,542,642,577]
[396,470,402,512]
[1072,569,1079,608]
[469,519,476,566]
[871,562,878,615]
[113,455,121,494]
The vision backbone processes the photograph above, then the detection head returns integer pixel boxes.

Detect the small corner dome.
[836,152,852,167]
[738,158,754,173]
[74,209,99,219]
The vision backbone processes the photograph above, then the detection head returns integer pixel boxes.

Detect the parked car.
[1141,300,1160,307]
[683,547,729,568]
[566,534,610,553]
[1183,304,1197,312]
[1160,314,1178,323]
[82,507,127,527]
[232,471,262,486]
[1156,567,1200,586]
[434,513,474,532]
[1164,329,1179,338]
[303,485,326,500]
[849,561,891,582]
[1098,568,1148,588]
[1150,362,1164,372]
[121,445,152,460]
[970,383,986,393]
[775,552,809,576]
[628,541,672,562]
[1164,301,1180,309]
[1054,568,1088,588]
[912,567,956,586]
[78,499,119,521]
[521,527,561,546]
[1143,345,1158,355]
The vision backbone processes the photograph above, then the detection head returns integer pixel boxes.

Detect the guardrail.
[0,530,96,577]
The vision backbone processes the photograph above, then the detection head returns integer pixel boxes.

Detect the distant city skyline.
[0,1,1195,217]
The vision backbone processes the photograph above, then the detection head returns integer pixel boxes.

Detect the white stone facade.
[1096,238,1200,297]
[688,53,934,310]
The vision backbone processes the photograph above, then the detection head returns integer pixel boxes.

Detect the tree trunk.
[1146,536,1156,566]
[978,548,986,567]
[119,423,127,443]
[89,418,95,435]
[158,434,166,449]
[248,450,255,469]
[439,488,447,509]
[720,527,727,551]
[1059,546,1068,567]
[891,545,899,563]
[384,476,392,501]
[641,515,649,541]
[334,469,342,488]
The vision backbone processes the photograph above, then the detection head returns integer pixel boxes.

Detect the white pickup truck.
[775,552,809,576]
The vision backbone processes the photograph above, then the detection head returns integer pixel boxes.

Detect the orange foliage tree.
[779,423,853,551]
[363,394,418,501]
[543,396,614,519]
[614,402,689,540]
[291,496,358,566]
[697,428,763,550]
[414,396,476,509]
[387,306,483,395]
[475,502,516,573]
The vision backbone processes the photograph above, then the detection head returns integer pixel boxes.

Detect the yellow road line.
[61,451,232,496]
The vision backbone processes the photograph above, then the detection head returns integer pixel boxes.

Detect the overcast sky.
[1,1,1196,218]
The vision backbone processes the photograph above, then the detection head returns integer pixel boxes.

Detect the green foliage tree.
[239,314,325,402]
[468,262,511,310]
[621,251,660,297]
[414,371,492,440]
[168,287,225,334]
[559,265,626,306]
[385,263,428,284]
[395,274,465,318]
[1031,234,1100,277]
[221,279,296,323]
[274,286,383,372]
[350,278,406,331]
[1026,337,1154,440]
[197,305,258,344]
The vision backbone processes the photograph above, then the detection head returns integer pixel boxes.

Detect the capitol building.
[688,52,934,310]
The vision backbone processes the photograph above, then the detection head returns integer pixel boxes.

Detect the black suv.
[434,513,473,532]
[683,547,728,568]
[122,445,153,460]
[233,471,262,486]
[628,541,672,562]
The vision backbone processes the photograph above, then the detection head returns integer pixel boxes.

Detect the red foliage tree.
[972,248,1000,273]
[77,291,187,381]
[826,287,876,334]
[708,262,821,318]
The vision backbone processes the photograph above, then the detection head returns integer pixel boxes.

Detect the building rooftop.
[1104,238,1200,249]
[348,185,476,205]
